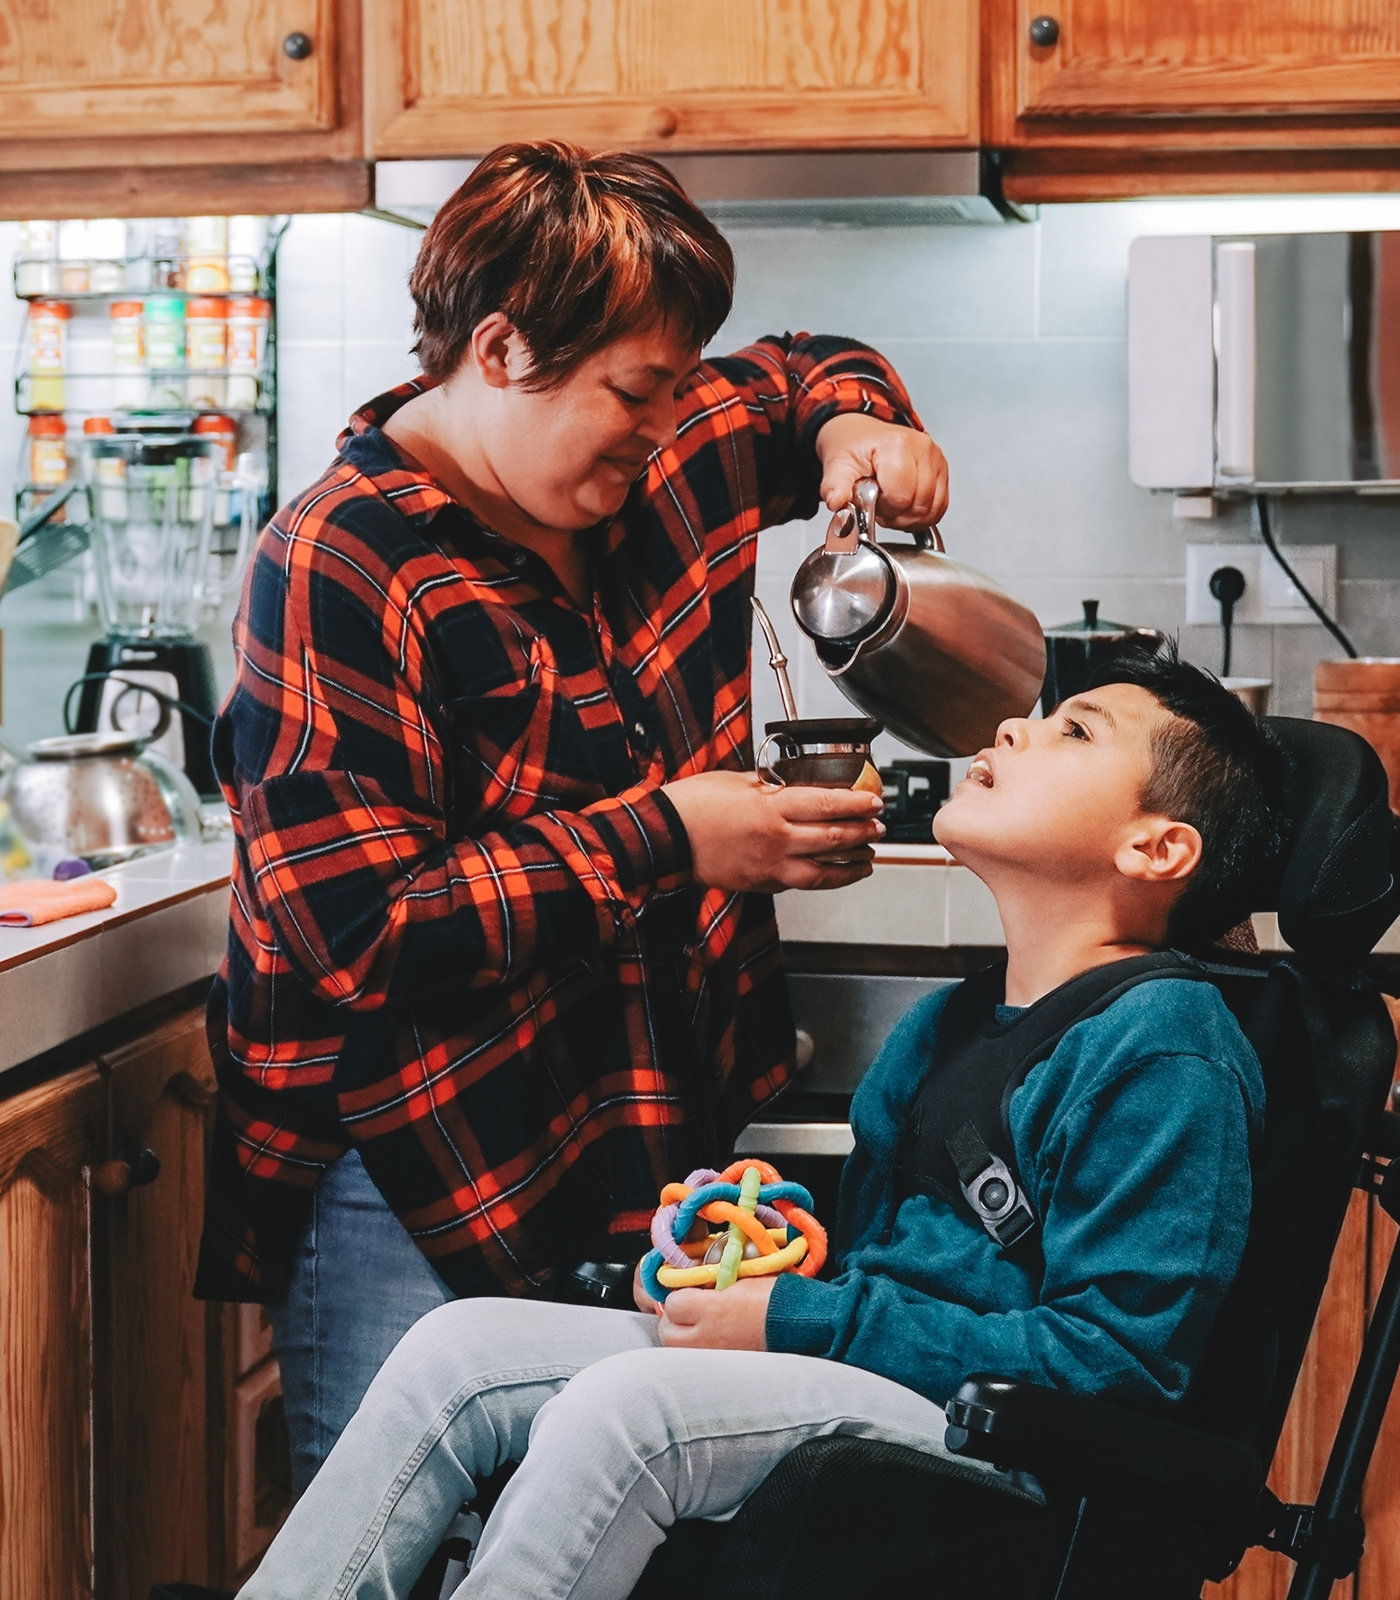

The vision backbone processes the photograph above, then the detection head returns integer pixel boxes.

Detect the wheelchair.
[155,715,1400,1600]
[627,715,1400,1600]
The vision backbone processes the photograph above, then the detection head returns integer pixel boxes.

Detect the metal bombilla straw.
[750,596,799,721]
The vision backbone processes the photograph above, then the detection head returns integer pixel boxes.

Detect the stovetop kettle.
[790,478,1046,758]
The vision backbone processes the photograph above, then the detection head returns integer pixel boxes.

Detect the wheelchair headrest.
[1262,716,1400,963]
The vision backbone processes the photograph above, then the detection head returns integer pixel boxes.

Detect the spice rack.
[10,216,286,547]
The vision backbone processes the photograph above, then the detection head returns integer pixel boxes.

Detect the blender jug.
[75,433,224,795]
[86,434,220,636]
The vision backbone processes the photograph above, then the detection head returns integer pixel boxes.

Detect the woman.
[196,141,947,1491]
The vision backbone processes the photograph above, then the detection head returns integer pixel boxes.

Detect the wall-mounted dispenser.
[1128,231,1400,494]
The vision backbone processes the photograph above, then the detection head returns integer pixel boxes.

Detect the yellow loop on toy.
[696,1200,780,1254]
[656,1234,809,1289]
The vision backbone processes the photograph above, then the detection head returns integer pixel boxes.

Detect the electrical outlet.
[1185,544,1337,627]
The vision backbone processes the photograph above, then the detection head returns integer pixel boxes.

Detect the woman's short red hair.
[409,141,735,388]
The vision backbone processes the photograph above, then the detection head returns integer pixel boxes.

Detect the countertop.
[2,835,1395,1080]
[0,838,233,1075]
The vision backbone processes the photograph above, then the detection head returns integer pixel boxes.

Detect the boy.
[240,650,1286,1600]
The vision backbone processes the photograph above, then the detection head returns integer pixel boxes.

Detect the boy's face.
[934,683,1179,875]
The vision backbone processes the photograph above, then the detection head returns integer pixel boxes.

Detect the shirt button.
[632,721,648,743]
[509,551,528,569]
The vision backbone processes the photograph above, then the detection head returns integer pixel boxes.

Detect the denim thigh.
[269,1148,456,1494]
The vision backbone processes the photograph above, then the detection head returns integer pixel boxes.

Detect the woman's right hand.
[661,770,883,893]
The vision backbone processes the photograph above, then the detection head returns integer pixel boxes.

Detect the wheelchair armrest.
[945,1376,1263,1521]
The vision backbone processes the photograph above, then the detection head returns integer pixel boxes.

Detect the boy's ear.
[1114,818,1203,885]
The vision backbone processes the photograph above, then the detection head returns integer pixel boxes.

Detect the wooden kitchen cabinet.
[985,0,1400,200]
[366,0,978,156]
[0,1064,105,1600]
[0,0,367,218]
[0,999,290,1599]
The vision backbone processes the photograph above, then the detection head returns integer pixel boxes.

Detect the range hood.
[372,152,1027,229]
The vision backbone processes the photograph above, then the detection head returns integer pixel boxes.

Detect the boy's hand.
[657,1277,776,1351]
[815,413,949,528]
[634,1259,662,1315]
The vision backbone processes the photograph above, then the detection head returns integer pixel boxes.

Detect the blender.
[70,431,253,796]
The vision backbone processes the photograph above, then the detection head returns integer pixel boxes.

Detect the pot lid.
[1043,599,1164,641]
[29,731,145,760]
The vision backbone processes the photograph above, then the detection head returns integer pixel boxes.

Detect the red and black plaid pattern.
[195,334,919,1302]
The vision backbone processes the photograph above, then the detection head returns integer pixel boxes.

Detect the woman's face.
[484,321,702,532]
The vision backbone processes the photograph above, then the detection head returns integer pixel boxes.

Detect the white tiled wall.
[5,194,1400,754]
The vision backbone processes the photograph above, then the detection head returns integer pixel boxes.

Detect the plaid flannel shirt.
[195,334,919,1302]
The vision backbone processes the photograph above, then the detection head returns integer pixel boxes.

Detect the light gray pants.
[240,1297,1040,1600]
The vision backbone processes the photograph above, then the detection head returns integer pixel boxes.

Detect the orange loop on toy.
[718,1158,783,1187]
[773,1199,828,1277]
[659,1182,694,1207]
[696,1199,779,1254]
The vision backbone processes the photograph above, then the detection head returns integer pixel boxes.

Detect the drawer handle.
[93,1147,161,1196]
[1028,15,1060,47]
[282,31,314,61]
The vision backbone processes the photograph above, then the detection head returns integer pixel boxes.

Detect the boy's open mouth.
[967,756,994,788]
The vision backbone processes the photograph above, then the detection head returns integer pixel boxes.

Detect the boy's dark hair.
[409,141,734,387]
[1086,644,1291,948]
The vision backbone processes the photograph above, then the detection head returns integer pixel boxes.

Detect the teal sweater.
[765,979,1265,1411]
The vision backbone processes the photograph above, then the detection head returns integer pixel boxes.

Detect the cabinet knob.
[282,31,314,61]
[647,106,680,139]
[1028,14,1060,47]
[93,1148,161,1196]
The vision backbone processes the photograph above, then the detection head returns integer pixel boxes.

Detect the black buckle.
[1260,1498,1365,1578]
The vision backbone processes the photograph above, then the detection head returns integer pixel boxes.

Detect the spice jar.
[185,297,228,408]
[226,296,271,410]
[185,215,230,292]
[110,299,146,409]
[83,416,127,520]
[227,215,269,292]
[57,219,90,293]
[151,218,183,290]
[27,414,69,489]
[26,299,70,411]
[16,221,57,297]
[192,412,238,472]
[143,294,187,408]
[87,218,127,293]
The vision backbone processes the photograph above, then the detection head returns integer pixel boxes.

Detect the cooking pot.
[1,730,204,867]
[789,478,1046,757]
[1040,600,1165,716]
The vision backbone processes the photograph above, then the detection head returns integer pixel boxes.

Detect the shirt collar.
[337,377,458,528]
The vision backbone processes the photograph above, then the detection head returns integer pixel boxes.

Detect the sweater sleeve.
[686,334,924,529]
[766,1045,1255,1410]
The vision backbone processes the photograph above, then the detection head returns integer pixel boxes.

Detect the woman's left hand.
[815,412,948,529]
[656,1277,776,1351]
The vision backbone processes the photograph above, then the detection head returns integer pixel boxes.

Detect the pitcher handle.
[852,475,945,553]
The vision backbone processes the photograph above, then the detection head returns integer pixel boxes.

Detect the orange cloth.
[0,876,117,927]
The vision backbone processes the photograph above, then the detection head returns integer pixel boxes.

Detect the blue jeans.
[269,1150,456,1495]
[240,1297,1042,1600]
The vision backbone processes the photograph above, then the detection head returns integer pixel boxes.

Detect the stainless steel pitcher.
[790,478,1046,757]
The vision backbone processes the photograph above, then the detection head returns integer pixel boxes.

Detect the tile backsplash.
[4,194,1400,753]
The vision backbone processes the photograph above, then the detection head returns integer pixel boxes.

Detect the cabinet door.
[0,0,339,138]
[1008,1,1400,123]
[367,0,976,156]
[94,1005,219,1600]
[0,1066,104,1600]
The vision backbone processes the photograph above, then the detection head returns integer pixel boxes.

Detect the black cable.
[1255,496,1357,660]
[62,671,215,739]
